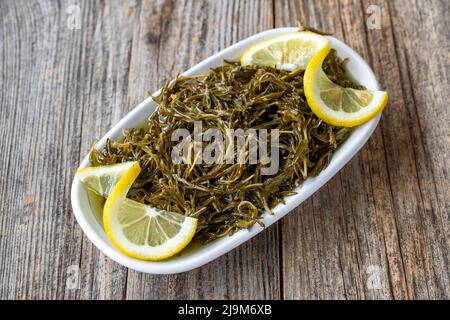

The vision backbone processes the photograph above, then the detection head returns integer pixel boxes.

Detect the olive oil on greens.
[90,49,362,243]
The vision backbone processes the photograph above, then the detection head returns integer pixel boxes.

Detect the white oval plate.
[71,27,382,274]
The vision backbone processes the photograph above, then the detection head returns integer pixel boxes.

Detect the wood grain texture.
[0,0,448,300]
[275,0,449,299]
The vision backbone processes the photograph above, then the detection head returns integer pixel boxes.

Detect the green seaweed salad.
[89,49,363,243]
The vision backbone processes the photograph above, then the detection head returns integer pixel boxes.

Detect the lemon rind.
[75,161,136,179]
[240,31,329,68]
[102,162,198,261]
[304,44,388,127]
[109,215,197,261]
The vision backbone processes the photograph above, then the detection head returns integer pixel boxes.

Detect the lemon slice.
[304,46,388,127]
[241,32,330,71]
[76,161,139,197]
[103,162,197,261]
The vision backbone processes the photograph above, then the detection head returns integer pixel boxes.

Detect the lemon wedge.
[76,161,139,197]
[241,32,329,71]
[103,162,197,261]
[304,45,388,127]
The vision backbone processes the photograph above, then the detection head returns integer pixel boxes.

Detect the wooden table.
[0,0,448,300]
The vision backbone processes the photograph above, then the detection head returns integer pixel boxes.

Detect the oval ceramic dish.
[71,27,382,274]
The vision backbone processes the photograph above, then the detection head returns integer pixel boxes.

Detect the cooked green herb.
[90,49,360,243]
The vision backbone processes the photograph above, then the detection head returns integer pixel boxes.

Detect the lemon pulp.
[304,45,388,127]
[102,162,197,261]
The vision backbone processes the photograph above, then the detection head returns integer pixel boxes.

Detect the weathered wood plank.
[379,0,449,299]
[275,0,449,299]
[0,0,86,299]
